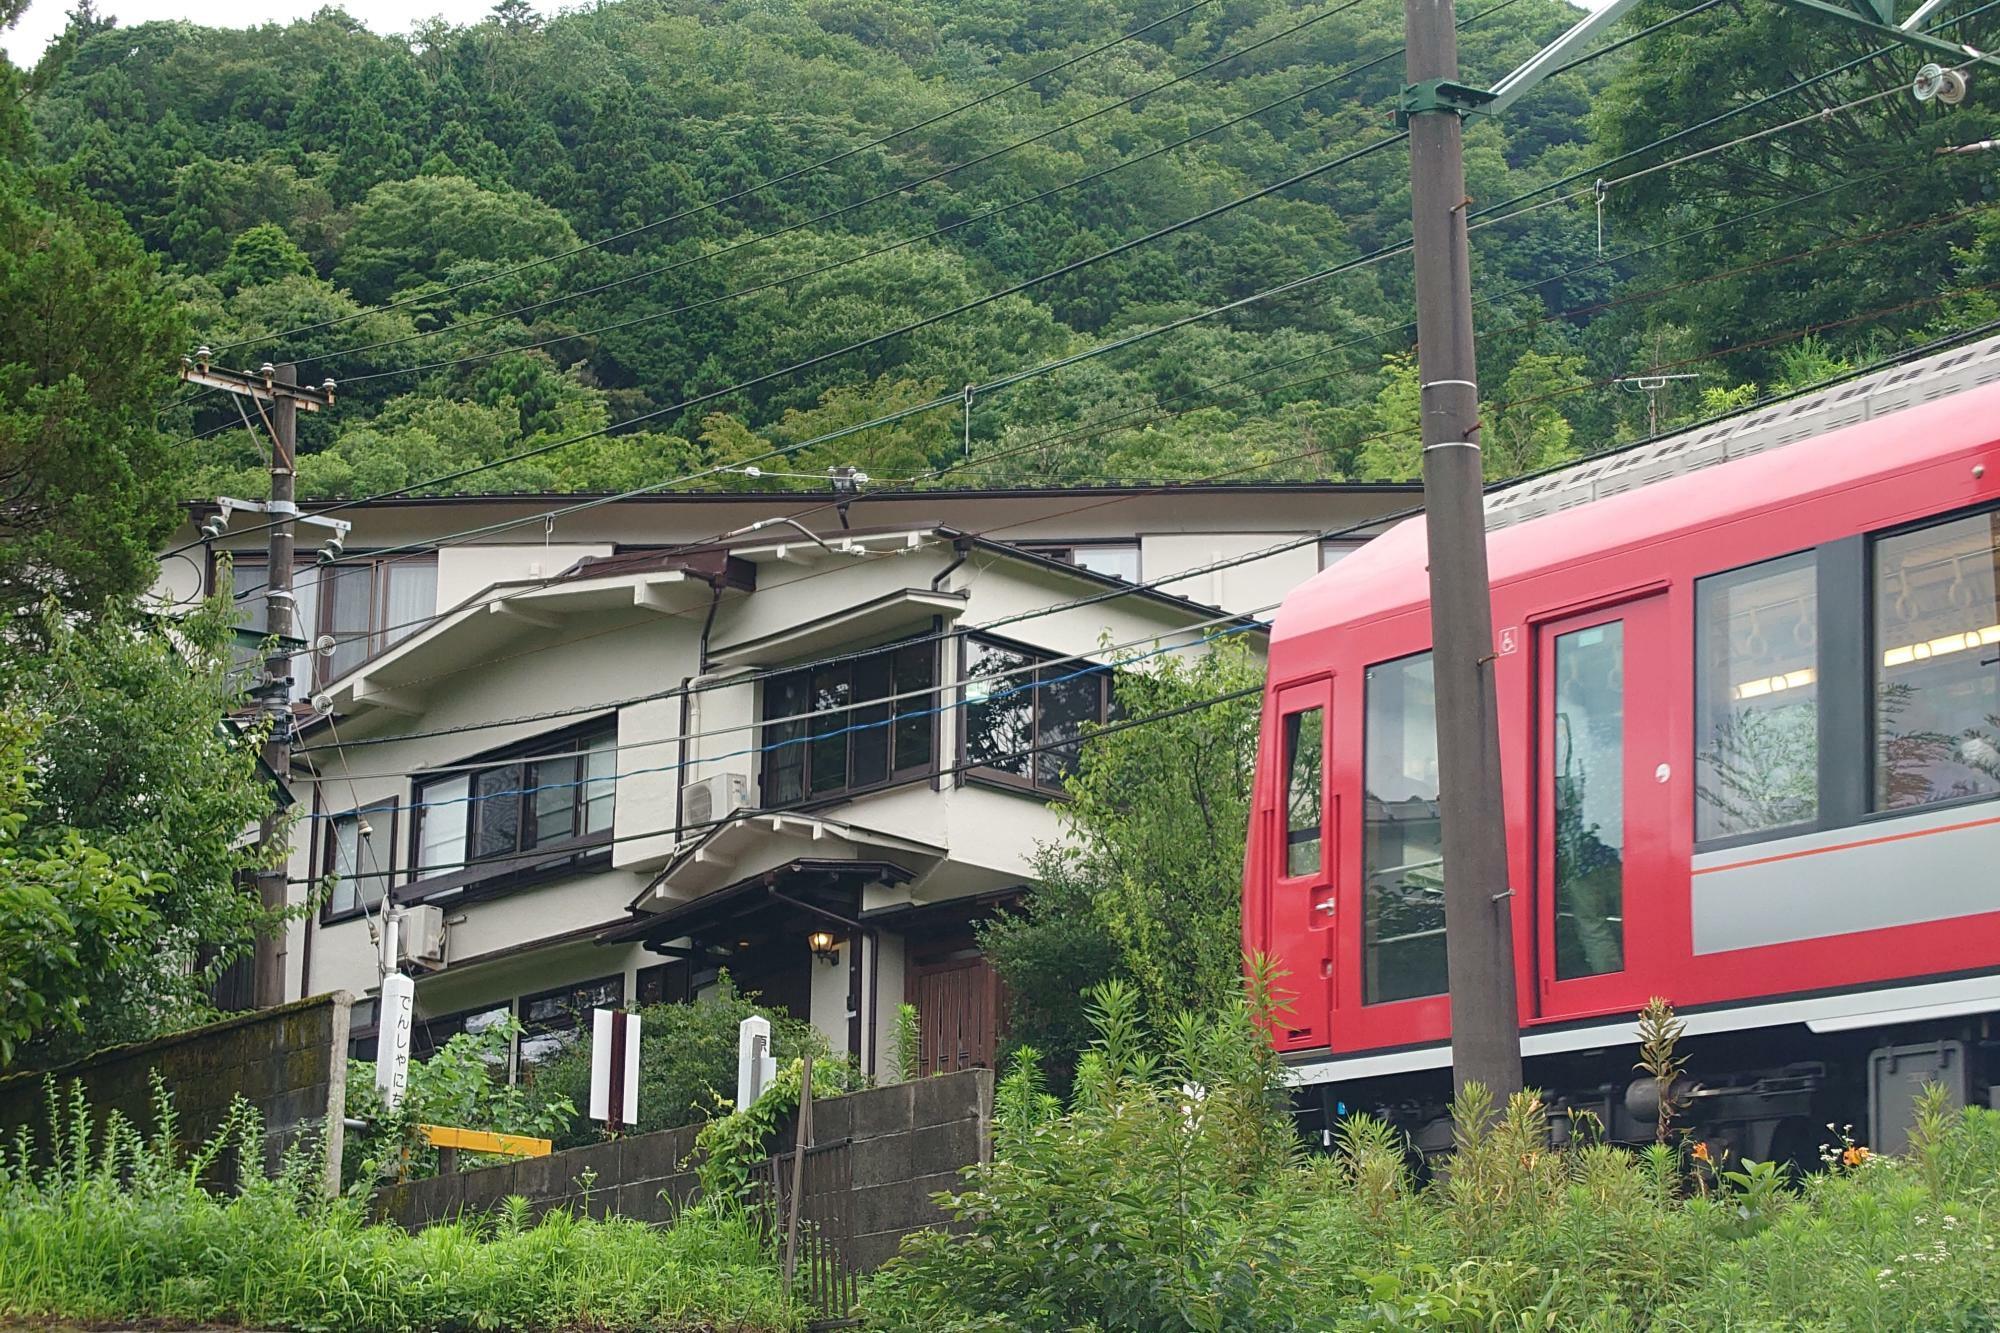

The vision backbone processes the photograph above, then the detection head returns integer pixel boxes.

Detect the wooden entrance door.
[908,954,1001,1073]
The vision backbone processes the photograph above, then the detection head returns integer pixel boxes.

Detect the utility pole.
[1400,0,1522,1103]
[181,354,339,1007]
[255,363,299,1009]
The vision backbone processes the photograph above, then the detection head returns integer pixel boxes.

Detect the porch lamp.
[807,930,840,965]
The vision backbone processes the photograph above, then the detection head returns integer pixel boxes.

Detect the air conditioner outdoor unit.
[685,771,752,828]
[396,904,447,970]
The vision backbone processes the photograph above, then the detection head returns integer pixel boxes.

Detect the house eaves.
[312,549,751,723]
[950,530,1271,632]
[631,810,947,914]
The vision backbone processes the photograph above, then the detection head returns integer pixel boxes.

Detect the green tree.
[0,715,157,1068]
[981,639,1265,1080]
[520,973,830,1149]
[332,174,576,305]
[1355,351,1422,481]
[0,128,189,617]
[216,222,315,294]
[0,592,282,1066]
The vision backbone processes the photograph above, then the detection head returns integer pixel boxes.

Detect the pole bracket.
[1396,79,1497,125]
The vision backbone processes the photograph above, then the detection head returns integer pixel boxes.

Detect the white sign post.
[736,1014,777,1110]
[374,971,415,1111]
[589,1007,641,1130]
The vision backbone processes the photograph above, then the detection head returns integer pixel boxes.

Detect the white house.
[164,482,1414,1077]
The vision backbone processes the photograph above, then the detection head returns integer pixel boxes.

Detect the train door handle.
[1313,900,1338,916]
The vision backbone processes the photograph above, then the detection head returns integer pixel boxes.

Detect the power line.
[298,601,1270,784]
[294,678,1266,887]
[288,280,2000,756]
[302,617,1266,818]
[301,309,2000,891]
[234,156,1984,658]
[190,41,1934,566]
[209,0,1225,355]
[1468,0,2000,223]
[167,131,1411,562]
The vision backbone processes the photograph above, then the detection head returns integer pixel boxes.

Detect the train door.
[1268,679,1335,1045]
[1533,594,1674,1020]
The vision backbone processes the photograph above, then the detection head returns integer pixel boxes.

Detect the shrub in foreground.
[0,1077,800,1333]
[523,974,832,1149]
[862,986,2000,1332]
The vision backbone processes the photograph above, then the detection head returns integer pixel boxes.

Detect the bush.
[861,977,1298,1332]
[861,990,2000,1332]
[0,1075,800,1332]
[345,1016,575,1186]
[523,973,835,1149]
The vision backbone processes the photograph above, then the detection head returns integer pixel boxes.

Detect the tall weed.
[0,1074,799,1332]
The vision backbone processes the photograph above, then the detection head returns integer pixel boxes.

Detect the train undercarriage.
[1294,1012,2000,1171]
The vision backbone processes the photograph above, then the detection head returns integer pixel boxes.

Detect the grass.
[0,1077,801,1333]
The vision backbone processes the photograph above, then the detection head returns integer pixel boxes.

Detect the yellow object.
[415,1124,552,1157]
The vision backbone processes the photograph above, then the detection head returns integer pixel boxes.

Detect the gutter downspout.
[929,537,972,592]
[765,885,880,1082]
[673,581,726,838]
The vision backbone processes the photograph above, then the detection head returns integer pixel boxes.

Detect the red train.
[1247,338,2000,1160]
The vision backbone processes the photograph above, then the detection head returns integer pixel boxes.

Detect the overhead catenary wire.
[1468,75,1964,235]
[190,25,1959,569]
[288,276,2000,759]
[246,152,1928,626]
[1468,0,2000,223]
[238,148,1983,657]
[208,0,1225,355]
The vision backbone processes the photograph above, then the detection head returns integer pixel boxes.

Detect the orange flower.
[1843,1145,1872,1167]
[1691,1141,1712,1163]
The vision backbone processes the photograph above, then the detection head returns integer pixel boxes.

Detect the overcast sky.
[1,0,535,61]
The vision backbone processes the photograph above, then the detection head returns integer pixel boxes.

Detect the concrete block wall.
[375,1067,994,1274]
[0,992,354,1195]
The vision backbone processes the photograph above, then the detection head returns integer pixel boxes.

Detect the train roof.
[1274,334,2000,647]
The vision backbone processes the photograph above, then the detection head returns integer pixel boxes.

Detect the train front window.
[1362,652,1447,1005]
[1553,623,1625,979]
[1873,510,2000,811]
[1283,707,1323,876]
[1694,553,1819,841]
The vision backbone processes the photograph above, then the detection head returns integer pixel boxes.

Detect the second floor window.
[322,802,396,921]
[762,640,937,806]
[412,726,616,879]
[963,637,1115,794]
[230,552,438,691]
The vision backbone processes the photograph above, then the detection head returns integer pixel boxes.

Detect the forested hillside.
[20,0,2000,499]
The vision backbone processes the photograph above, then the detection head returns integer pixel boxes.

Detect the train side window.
[1362,652,1447,1005]
[1694,553,1820,842]
[1872,509,2000,811]
[1282,707,1323,876]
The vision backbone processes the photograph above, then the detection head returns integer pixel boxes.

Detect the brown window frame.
[406,720,617,900]
[319,799,400,925]
[958,633,1117,797]
[760,638,938,808]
